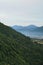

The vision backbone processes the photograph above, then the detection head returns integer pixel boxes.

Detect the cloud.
[0,0,43,26]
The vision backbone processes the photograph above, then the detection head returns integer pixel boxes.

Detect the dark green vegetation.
[0,23,43,65]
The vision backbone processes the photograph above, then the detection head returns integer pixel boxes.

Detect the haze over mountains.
[12,25,43,39]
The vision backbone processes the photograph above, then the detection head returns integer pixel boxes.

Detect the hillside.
[0,23,43,65]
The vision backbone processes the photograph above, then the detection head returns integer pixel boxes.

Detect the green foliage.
[0,23,43,65]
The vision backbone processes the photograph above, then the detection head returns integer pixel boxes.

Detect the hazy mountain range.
[12,25,43,39]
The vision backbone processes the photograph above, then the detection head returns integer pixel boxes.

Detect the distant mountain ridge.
[24,25,37,29]
[12,25,23,30]
[12,25,43,39]
[12,25,37,30]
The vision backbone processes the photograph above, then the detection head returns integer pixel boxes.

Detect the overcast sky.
[0,0,43,26]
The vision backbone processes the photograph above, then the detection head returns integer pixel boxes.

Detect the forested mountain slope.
[0,23,43,65]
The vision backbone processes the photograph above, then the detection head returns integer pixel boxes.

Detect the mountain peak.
[25,25,37,29]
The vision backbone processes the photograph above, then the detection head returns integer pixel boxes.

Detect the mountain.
[0,23,43,65]
[12,25,37,30]
[12,25,23,30]
[24,25,37,30]
[34,26,43,32]
[12,25,43,39]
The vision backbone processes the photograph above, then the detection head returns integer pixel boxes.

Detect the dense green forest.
[0,23,43,65]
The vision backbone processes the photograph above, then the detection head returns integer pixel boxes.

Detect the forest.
[0,23,43,65]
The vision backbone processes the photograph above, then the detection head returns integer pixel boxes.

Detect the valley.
[12,25,43,39]
[31,38,43,44]
[0,23,43,65]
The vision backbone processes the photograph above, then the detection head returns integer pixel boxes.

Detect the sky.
[0,0,43,26]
